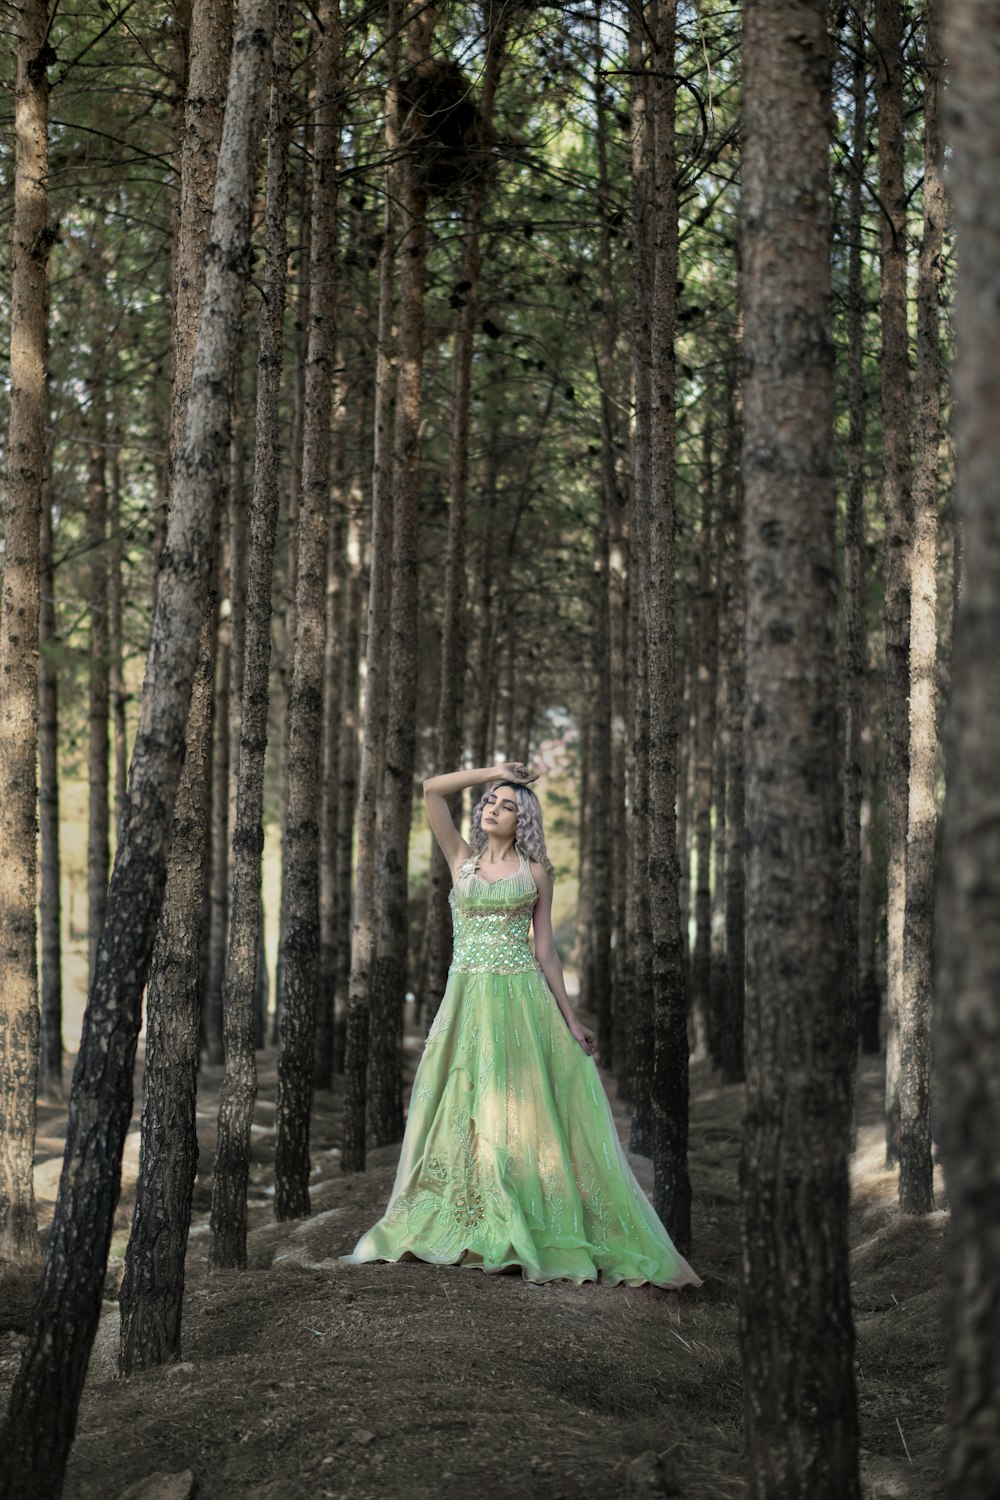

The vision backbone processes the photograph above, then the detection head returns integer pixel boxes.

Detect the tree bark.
[692,412,718,1059]
[739,3,859,1493]
[38,473,63,1100]
[109,444,129,830]
[842,2,868,1086]
[875,0,913,1171]
[86,383,111,986]
[0,4,273,1489]
[936,8,1000,1492]
[898,0,943,1217]
[341,3,400,1171]
[204,508,232,1063]
[721,364,746,1087]
[367,0,436,1148]
[0,0,52,1266]
[316,440,345,1091]
[641,0,691,1254]
[275,0,343,1219]
[119,603,215,1375]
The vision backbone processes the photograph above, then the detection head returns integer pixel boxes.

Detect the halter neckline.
[471,844,528,887]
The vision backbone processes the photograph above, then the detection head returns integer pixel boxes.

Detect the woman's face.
[481,785,518,841]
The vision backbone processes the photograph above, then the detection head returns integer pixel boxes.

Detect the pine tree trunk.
[842,5,868,1085]
[38,480,63,1100]
[641,0,691,1253]
[116,0,233,1367]
[275,0,343,1220]
[899,0,943,1217]
[627,2,654,1154]
[210,0,293,1269]
[0,0,51,1267]
[721,367,746,1087]
[367,0,436,1148]
[86,385,111,985]
[692,415,718,1059]
[334,500,363,1067]
[119,603,215,1374]
[204,510,232,1063]
[739,2,859,1492]
[315,473,344,1090]
[109,445,129,829]
[875,0,913,1171]
[936,8,1000,1491]
[342,4,400,1170]
[422,14,509,1025]
[0,5,273,1488]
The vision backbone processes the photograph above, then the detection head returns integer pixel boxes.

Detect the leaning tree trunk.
[739,2,860,1494]
[210,0,293,1270]
[275,0,343,1219]
[936,9,1000,1494]
[109,444,128,829]
[0,0,52,1267]
[86,381,111,986]
[367,0,435,1149]
[116,0,233,1375]
[875,0,913,1171]
[38,472,63,1100]
[898,0,944,1218]
[0,9,273,1492]
[341,1,400,1171]
[642,0,691,1255]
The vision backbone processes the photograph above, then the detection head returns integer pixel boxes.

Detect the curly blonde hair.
[463,781,555,878]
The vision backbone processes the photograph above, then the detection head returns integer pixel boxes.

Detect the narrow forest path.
[1,1037,946,1500]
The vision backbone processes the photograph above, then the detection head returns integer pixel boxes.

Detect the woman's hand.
[570,1022,597,1057]
[497,760,539,784]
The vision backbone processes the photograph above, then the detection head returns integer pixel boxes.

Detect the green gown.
[345,850,702,1289]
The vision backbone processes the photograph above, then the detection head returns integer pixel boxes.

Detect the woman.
[344,761,701,1289]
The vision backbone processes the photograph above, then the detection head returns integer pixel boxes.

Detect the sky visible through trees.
[0,1,997,1496]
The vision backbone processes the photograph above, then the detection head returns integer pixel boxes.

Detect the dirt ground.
[1,1038,946,1500]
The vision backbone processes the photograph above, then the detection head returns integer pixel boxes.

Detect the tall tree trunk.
[334,497,363,1066]
[936,8,1000,1492]
[117,0,233,1374]
[422,8,510,1025]
[119,605,215,1375]
[692,413,718,1059]
[721,364,746,1087]
[899,0,944,1217]
[366,0,436,1148]
[38,478,63,1100]
[210,0,292,1269]
[0,6,273,1488]
[204,508,232,1063]
[109,444,129,830]
[627,1,654,1154]
[342,1,400,1171]
[739,2,859,1493]
[875,0,913,1170]
[588,523,614,1058]
[275,0,343,1219]
[315,450,344,1091]
[641,0,691,1252]
[86,383,111,985]
[0,0,51,1267]
[842,2,868,1086]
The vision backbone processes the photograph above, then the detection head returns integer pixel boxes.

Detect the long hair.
[464,781,555,878]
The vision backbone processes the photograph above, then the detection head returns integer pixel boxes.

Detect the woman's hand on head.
[498,760,539,784]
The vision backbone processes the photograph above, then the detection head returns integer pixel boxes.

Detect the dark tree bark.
[116,0,234,1374]
[86,383,111,986]
[316,435,345,1091]
[342,0,400,1171]
[119,605,215,1375]
[898,0,944,1217]
[692,413,718,1059]
[641,0,691,1254]
[275,0,343,1219]
[842,1,868,1084]
[0,4,273,1490]
[109,445,129,829]
[366,0,437,1149]
[38,476,63,1100]
[0,0,52,1266]
[739,2,859,1494]
[936,9,1000,1492]
[210,0,293,1269]
[204,509,232,1064]
[721,367,746,1087]
[875,0,913,1171]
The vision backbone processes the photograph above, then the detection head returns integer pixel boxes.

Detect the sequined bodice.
[449,853,539,975]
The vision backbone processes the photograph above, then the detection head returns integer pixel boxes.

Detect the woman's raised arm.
[422,761,537,869]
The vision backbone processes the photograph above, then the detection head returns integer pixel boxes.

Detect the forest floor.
[1,1029,947,1500]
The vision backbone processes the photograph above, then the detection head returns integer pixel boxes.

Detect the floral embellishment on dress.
[454,1191,485,1230]
[425,1154,450,1184]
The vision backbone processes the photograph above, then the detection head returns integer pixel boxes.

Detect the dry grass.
[0,1047,945,1500]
